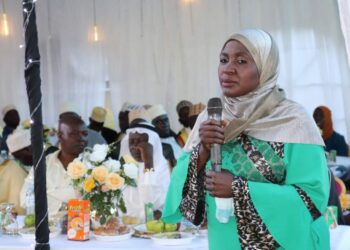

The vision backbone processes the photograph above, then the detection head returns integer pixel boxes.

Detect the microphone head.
[207,97,223,117]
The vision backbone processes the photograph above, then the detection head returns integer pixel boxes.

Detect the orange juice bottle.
[67,199,90,241]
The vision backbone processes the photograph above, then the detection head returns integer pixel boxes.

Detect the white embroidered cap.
[147,104,167,120]
[6,129,31,153]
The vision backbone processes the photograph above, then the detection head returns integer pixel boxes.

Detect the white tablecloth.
[1,226,349,250]
[0,234,208,250]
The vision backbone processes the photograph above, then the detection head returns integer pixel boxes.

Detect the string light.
[1,0,9,36]
[182,0,196,4]
[93,25,99,42]
[92,0,99,42]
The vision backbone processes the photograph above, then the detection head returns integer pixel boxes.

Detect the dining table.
[1,226,350,250]
[0,233,209,250]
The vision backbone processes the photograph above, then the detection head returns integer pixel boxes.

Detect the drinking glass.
[0,203,18,235]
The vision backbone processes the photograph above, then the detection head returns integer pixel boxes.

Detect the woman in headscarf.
[162,29,329,249]
[313,106,349,157]
[119,125,170,221]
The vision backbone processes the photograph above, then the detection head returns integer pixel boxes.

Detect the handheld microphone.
[207,97,223,172]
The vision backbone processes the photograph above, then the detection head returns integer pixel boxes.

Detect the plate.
[93,229,134,242]
[133,224,155,239]
[19,227,60,240]
[151,232,195,246]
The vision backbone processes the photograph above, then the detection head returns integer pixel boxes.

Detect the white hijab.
[185,29,323,152]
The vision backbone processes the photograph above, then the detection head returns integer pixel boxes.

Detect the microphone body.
[207,98,223,172]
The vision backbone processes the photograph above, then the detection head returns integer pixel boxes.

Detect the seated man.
[86,107,107,147]
[21,112,88,215]
[0,105,20,153]
[101,109,118,144]
[117,102,143,142]
[59,103,105,148]
[188,103,206,129]
[119,125,170,221]
[0,130,29,215]
[175,100,192,148]
[148,104,183,169]
[88,106,117,144]
[88,106,107,133]
[109,106,147,160]
[313,106,348,156]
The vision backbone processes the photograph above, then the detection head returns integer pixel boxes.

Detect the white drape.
[336,0,350,142]
[0,0,349,140]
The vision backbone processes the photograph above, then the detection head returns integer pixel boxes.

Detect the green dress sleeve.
[162,144,206,225]
[162,151,192,223]
[248,143,330,250]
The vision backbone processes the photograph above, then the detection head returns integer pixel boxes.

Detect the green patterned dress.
[162,134,330,250]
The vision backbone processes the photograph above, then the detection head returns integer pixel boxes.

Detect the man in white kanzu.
[21,112,87,215]
[119,112,170,221]
[147,104,183,170]
[1,129,29,215]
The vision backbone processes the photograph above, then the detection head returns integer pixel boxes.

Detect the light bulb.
[2,13,9,36]
[93,25,99,42]
[182,0,195,4]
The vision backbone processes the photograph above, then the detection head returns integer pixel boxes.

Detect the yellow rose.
[67,161,87,179]
[83,177,96,193]
[92,166,108,183]
[105,173,125,190]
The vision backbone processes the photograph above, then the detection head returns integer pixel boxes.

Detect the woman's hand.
[196,119,227,172]
[204,169,234,198]
[199,119,225,152]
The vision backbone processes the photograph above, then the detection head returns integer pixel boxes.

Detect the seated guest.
[88,106,107,133]
[109,106,146,160]
[117,103,142,142]
[127,108,177,169]
[86,106,107,147]
[0,105,20,153]
[101,108,118,144]
[176,100,192,148]
[59,103,105,148]
[188,103,206,129]
[313,106,349,156]
[9,130,33,170]
[21,112,88,215]
[119,126,170,221]
[128,107,152,127]
[148,104,183,168]
[0,130,29,215]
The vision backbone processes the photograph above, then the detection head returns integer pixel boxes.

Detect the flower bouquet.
[67,144,138,231]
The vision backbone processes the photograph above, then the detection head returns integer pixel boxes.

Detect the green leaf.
[120,157,126,165]
[127,179,137,187]
[119,198,127,213]
[100,215,106,225]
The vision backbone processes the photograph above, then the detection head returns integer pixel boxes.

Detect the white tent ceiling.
[0,0,349,138]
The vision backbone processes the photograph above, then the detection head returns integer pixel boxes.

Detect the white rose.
[89,144,109,162]
[104,158,121,172]
[124,163,138,179]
